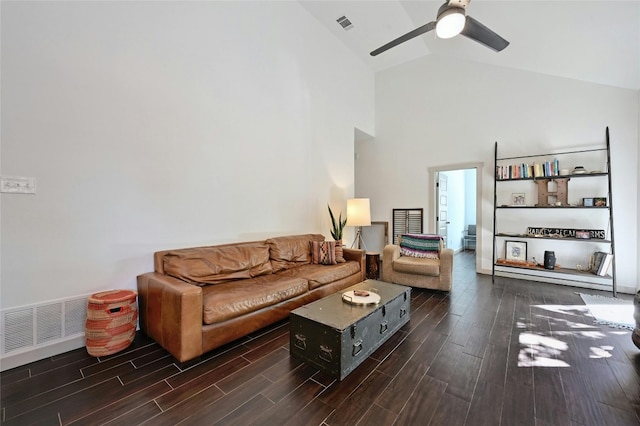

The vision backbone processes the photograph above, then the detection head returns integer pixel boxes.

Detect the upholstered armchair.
[382,234,453,291]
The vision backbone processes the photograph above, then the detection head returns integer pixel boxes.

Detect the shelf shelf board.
[496,172,608,182]
[494,263,612,281]
[495,234,611,243]
[496,147,607,161]
[494,267,613,291]
[496,206,609,209]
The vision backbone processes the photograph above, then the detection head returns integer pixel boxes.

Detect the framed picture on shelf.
[505,240,527,262]
[583,198,594,207]
[594,197,607,207]
[511,193,526,206]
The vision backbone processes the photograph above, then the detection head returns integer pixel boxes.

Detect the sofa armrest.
[137,272,203,362]
[343,248,366,281]
[382,244,401,281]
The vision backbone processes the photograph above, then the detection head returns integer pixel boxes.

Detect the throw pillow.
[399,234,441,259]
[310,241,337,265]
[334,240,346,263]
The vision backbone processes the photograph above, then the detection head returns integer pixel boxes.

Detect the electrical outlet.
[1,176,36,194]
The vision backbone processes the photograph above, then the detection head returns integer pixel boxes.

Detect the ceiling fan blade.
[460,16,509,52]
[370,21,436,56]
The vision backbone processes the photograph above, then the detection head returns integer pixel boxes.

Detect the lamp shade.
[346,198,371,227]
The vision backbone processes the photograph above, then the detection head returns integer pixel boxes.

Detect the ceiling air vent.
[336,16,354,31]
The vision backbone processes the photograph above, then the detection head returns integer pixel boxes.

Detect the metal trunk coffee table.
[289,280,411,380]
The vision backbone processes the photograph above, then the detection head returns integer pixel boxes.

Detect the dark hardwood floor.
[2,251,639,425]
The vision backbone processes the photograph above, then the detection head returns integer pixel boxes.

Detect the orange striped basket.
[85,290,138,357]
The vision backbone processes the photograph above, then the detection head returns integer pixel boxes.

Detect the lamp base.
[351,227,368,251]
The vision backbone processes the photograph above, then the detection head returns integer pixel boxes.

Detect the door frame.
[435,173,449,248]
[428,162,484,272]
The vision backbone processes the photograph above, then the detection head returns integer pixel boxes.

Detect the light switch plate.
[1,176,36,194]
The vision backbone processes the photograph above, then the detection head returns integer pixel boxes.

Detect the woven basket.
[86,290,138,357]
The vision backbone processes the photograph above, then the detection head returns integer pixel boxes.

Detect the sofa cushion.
[201,274,308,324]
[267,234,325,272]
[277,261,360,290]
[399,234,441,259]
[334,240,346,263]
[163,242,273,286]
[310,241,337,265]
[393,256,440,276]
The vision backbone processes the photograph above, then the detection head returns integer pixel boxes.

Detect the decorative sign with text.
[526,227,606,240]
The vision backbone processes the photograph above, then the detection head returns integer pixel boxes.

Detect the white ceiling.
[299,1,640,90]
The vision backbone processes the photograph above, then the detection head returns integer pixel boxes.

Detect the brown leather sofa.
[137,234,365,362]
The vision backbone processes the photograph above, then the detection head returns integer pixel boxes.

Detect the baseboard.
[616,285,636,295]
[0,335,87,372]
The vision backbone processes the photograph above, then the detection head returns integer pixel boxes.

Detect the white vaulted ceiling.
[299,0,640,90]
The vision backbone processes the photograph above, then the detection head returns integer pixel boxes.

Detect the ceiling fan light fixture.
[370,0,509,57]
[436,6,466,39]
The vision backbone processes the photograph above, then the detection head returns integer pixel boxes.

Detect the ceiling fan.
[370,0,509,56]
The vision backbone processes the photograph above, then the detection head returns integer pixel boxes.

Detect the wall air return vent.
[3,309,34,353]
[336,16,354,31]
[1,295,90,355]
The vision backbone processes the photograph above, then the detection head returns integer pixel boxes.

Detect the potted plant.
[327,204,347,242]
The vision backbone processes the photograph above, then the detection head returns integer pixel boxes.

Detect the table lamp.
[346,198,371,250]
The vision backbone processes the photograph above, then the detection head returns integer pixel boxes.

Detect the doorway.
[430,163,483,272]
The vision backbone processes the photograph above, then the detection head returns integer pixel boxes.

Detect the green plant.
[327,204,347,241]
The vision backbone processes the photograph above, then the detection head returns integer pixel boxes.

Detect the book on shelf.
[496,158,561,180]
[496,157,561,180]
[592,251,613,276]
[598,253,613,276]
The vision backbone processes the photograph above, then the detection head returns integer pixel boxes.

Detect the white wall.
[0,1,375,308]
[464,169,477,229]
[356,54,638,293]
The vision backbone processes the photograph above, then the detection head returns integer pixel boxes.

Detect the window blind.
[392,208,424,244]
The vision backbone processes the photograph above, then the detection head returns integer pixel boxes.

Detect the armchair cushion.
[393,256,440,276]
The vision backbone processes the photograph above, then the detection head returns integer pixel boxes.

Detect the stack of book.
[496,158,560,180]
[592,251,613,276]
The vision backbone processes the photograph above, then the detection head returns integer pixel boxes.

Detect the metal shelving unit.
[492,127,617,296]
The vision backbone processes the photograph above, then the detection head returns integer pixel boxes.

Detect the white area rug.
[579,293,635,331]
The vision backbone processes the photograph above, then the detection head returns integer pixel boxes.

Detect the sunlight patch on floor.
[518,332,570,367]
[579,331,606,338]
[534,304,591,317]
[589,346,613,358]
[515,302,632,367]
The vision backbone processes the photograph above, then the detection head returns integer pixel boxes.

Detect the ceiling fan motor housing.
[437,2,465,19]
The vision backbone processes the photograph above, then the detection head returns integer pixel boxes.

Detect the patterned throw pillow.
[309,241,337,265]
[334,240,346,263]
[399,234,441,259]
